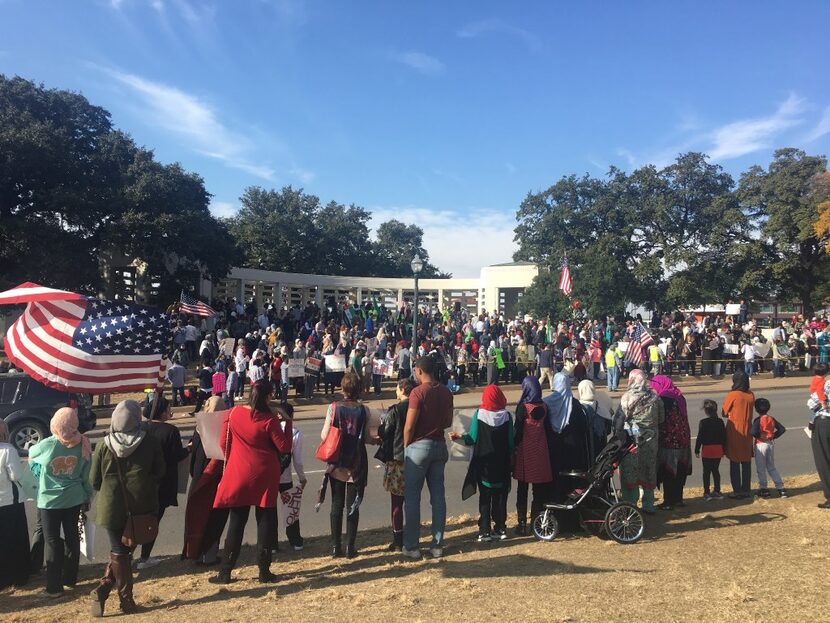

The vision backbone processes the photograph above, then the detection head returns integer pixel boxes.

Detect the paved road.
[24,386,816,564]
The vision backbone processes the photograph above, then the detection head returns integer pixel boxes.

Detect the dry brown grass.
[2,474,827,623]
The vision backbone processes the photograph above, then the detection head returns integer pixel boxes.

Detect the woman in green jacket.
[28,407,93,597]
[88,400,164,617]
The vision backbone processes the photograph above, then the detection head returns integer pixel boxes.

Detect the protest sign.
[723,344,740,355]
[725,303,741,316]
[325,354,347,372]
[288,359,305,378]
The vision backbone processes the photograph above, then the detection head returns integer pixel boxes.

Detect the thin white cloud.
[96,66,280,180]
[805,106,830,142]
[457,19,542,52]
[289,165,315,184]
[708,93,805,159]
[209,200,238,219]
[505,162,516,175]
[369,206,517,277]
[391,51,445,76]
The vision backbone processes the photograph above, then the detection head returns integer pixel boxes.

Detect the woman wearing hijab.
[89,400,164,616]
[28,408,93,597]
[0,419,30,589]
[451,384,514,542]
[212,381,293,583]
[613,370,664,514]
[722,370,755,498]
[651,375,692,510]
[544,372,591,503]
[135,394,190,570]
[578,380,612,464]
[512,376,553,535]
[182,396,228,564]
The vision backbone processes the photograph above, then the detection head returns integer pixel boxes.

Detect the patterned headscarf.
[51,407,91,460]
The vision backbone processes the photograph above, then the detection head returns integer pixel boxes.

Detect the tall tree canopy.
[0,75,238,300]
[514,150,829,318]
[226,187,448,278]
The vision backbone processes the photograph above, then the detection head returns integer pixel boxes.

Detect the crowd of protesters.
[2,295,830,613]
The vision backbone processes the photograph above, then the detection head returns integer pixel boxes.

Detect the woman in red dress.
[211,381,292,584]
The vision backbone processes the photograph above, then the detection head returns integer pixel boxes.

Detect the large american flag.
[624,322,654,367]
[559,259,573,296]
[179,290,217,317]
[0,282,172,394]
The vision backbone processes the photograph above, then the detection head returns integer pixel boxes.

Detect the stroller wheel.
[532,510,559,542]
[604,502,645,544]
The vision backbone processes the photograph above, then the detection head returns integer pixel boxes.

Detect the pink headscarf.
[650,374,688,422]
[50,408,91,460]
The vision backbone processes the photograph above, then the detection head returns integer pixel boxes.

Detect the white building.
[201,261,539,317]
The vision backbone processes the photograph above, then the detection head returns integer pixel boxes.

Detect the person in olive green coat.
[89,400,164,617]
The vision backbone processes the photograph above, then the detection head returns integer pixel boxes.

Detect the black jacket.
[694,417,726,454]
[377,400,407,463]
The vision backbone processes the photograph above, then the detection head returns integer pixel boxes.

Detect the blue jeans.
[744,361,754,377]
[607,366,619,391]
[403,439,448,550]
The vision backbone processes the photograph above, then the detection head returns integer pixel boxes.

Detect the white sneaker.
[135,557,161,570]
[477,534,493,543]
[401,547,422,560]
[429,547,443,559]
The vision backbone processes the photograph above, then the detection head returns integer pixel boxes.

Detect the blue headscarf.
[543,372,573,433]
[518,375,542,406]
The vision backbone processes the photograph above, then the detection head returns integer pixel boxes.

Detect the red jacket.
[213,406,292,509]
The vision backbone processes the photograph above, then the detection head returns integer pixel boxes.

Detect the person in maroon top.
[401,356,453,560]
[211,381,292,585]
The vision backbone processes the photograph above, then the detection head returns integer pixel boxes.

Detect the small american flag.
[624,322,654,367]
[179,291,217,317]
[0,282,172,394]
[559,259,573,296]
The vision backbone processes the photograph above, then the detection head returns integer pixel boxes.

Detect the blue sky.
[1,1,829,277]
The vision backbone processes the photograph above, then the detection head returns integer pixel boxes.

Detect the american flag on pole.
[179,290,216,317]
[0,282,172,394]
[559,259,573,296]
[624,322,654,367]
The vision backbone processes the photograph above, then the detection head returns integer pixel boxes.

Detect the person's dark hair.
[816,363,829,377]
[341,371,361,400]
[754,397,771,415]
[143,394,170,421]
[397,378,416,396]
[249,380,273,414]
[702,399,718,418]
[416,355,435,377]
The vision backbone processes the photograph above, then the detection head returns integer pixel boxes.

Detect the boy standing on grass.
[751,398,787,498]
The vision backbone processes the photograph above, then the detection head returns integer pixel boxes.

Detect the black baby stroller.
[532,431,650,544]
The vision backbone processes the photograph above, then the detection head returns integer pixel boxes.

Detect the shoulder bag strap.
[110,447,133,518]
[222,410,233,473]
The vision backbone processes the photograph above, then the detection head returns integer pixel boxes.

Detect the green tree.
[0,75,236,299]
[737,148,830,314]
[372,219,446,278]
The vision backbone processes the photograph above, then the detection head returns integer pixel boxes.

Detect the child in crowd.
[751,398,788,498]
[694,399,726,500]
[450,385,514,542]
[376,378,414,551]
[447,371,461,394]
[278,404,307,551]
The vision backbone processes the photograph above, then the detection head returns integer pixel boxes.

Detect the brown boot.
[111,553,141,614]
[90,555,116,617]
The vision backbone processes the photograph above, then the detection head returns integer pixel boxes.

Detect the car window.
[0,379,28,404]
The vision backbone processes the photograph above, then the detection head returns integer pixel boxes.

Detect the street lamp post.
[410,254,423,348]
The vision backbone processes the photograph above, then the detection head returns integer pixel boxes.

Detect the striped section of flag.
[624,322,654,367]
[179,291,217,317]
[559,260,573,296]
[0,283,171,394]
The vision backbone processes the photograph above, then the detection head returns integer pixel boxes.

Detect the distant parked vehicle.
[0,372,96,456]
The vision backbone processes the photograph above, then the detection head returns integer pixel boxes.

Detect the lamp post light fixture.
[410,254,423,347]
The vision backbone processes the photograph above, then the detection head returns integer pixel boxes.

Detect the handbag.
[111,448,159,548]
[315,405,342,463]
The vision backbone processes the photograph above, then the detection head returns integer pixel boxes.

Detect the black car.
[0,373,96,456]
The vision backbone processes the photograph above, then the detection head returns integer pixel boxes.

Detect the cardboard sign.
[754,342,771,358]
[372,358,391,376]
[305,357,322,374]
[325,354,347,372]
[725,303,741,316]
[723,344,740,355]
[449,409,475,462]
[195,409,229,461]
[288,359,306,378]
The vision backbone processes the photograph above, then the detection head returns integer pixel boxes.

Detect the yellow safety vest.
[649,344,660,362]
[605,350,617,368]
